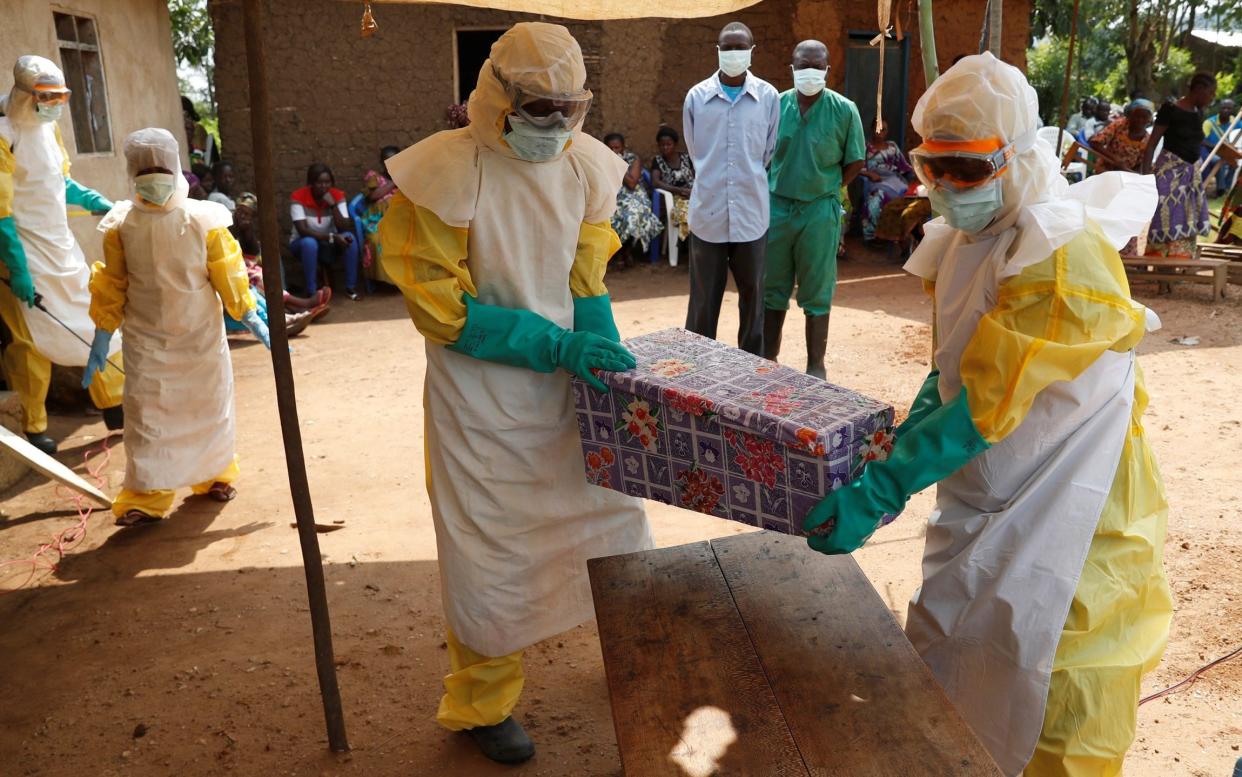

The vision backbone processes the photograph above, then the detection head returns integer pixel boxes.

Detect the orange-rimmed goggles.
[31,84,71,106]
[910,137,1015,192]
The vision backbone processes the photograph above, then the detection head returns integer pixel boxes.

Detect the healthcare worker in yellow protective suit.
[0,55,123,454]
[378,23,653,765]
[84,128,268,526]
[804,53,1172,777]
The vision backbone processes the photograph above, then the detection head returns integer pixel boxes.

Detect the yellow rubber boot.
[0,285,52,434]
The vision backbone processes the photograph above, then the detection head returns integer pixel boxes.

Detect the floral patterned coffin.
[573,328,895,536]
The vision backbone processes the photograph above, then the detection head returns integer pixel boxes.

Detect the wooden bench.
[1120,254,1228,300]
[1198,243,1242,286]
[589,531,1002,776]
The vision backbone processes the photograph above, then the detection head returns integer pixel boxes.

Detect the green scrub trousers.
[763,192,841,317]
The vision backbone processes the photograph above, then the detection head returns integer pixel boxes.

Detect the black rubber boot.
[806,313,829,380]
[26,432,57,455]
[466,717,535,764]
[102,405,124,431]
[762,308,786,361]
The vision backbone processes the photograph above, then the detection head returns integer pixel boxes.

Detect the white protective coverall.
[380,23,652,728]
[900,54,1172,777]
[91,129,251,509]
[0,55,122,432]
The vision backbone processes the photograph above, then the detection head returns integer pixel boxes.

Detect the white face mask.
[36,103,64,122]
[503,114,573,162]
[717,47,753,78]
[928,179,1004,233]
[135,173,177,207]
[792,67,827,96]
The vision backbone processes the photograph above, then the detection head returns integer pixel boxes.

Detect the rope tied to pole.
[872,0,894,133]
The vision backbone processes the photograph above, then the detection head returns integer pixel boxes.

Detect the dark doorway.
[843,32,910,149]
[455,28,505,104]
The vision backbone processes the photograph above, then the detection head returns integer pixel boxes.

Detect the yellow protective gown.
[0,57,122,432]
[378,23,651,730]
[900,54,1171,777]
[90,129,254,518]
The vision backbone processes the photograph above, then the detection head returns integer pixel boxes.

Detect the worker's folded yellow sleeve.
[89,228,129,332]
[959,227,1145,444]
[0,138,14,220]
[379,191,476,346]
[206,226,256,322]
[569,220,620,299]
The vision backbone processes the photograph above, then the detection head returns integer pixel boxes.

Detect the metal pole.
[918,0,939,87]
[1056,0,1083,159]
[240,0,349,753]
[987,0,1003,56]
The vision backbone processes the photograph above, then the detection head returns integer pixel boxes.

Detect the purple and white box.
[573,328,895,536]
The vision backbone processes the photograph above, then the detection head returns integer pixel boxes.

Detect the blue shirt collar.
[712,71,759,102]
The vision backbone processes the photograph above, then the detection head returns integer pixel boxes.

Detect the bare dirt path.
[1,246,1238,777]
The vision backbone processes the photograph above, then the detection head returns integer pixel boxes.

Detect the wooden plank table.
[589,531,1002,777]
[1120,255,1229,299]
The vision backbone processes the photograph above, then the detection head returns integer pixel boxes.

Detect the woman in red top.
[289,163,359,298]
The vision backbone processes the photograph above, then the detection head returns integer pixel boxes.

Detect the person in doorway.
[207,159,238,212]
[649,125,695,250]
[181,96,216,167]
[289,163,359,299]
[1089,98,1153,173]
[84,128,269,525]
[804,53,1171,777]
[604,132,662,267]
[378,22,651,765]
[0,55,123,455]
[1141,72,1216,257]
[1202,98,1237,195]
[762,40,865,379]
[682,21,780,355]
[860,120,915,241]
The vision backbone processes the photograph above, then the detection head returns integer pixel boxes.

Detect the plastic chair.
[348,193,372,293]
[654,189,679,267]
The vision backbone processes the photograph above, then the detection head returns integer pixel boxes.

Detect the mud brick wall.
[210,0,1028,227]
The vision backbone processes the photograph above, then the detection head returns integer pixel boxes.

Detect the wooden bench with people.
[588,531,1004,776]
[1119,252,1229,299]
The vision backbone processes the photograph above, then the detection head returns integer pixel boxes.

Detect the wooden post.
[1056,0,1082,156]
[918,0,939,87]
[987,0,1002,56]
[240,0,350,754]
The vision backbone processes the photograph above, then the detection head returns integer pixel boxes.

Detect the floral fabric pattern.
[574,328,895,535]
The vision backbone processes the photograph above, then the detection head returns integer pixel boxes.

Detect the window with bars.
[54,11,112,154]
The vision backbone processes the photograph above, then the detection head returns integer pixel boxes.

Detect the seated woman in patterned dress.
[604,132,663,269]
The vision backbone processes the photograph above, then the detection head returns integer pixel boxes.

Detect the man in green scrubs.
[764,40,865,379]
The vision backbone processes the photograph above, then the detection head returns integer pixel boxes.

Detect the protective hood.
[467,22,587,161]
[120,128,190,214]
[912,52,1064,230]
[6,55,68,126]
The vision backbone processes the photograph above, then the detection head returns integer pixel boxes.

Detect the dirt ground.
[1,243,1239,777]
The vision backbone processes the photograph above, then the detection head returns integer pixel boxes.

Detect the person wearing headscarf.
[83,128,269,525]
[0,55,123,454]
[803,53,1171,777]
[378,23,651,764]
[1089,98,1154,173]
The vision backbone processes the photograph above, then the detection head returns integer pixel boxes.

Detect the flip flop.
[206,482,237,503]
[285,311,312,337]
[309,303,331,322]
[116,510,161,527]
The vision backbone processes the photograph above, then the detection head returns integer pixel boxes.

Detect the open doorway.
[454,28,506,105]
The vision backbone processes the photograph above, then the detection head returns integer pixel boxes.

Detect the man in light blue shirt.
[682,21,780,356]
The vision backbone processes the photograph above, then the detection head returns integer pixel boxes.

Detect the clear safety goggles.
[493,64,592,130]
[28,84,71,106]
[910,137,1015,192]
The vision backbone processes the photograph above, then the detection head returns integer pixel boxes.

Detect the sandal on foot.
[116,510,161,527]
[206,482,237,503]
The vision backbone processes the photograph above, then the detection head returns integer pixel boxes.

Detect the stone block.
[0,390,31,493]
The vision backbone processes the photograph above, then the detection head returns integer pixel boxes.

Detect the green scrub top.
[768,88,866,202]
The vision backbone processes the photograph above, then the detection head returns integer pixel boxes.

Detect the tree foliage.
[167,0,215,111]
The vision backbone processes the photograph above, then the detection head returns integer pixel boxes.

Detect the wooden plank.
[589,542,808,776]
[711,531,1003,777]
[0,424,110,508]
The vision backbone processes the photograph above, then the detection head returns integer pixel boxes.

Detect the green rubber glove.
[804,388,990,555]
[572,294,621,342]
[897,369,943,436]
[0,216,35,306]
[449,294,636,391]
[64,178,114,214]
